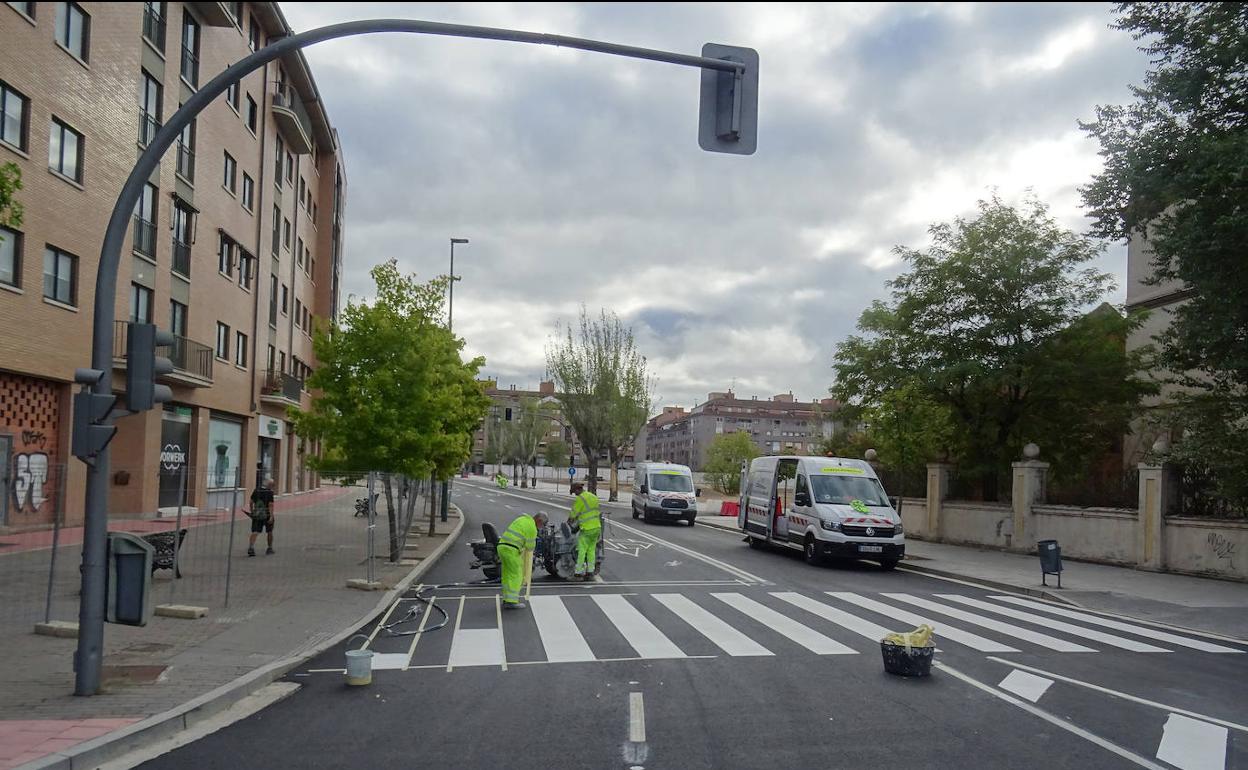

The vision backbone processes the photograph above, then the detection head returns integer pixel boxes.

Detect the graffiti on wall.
[1207,532,1237,571]
[12,452,50,513]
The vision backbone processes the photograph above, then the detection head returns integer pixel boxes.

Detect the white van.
[738,456,904,569]
[632,462,698,525]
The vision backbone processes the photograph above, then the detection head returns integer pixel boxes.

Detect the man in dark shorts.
[247,476,276,556]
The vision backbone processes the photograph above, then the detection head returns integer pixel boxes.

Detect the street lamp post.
[443,237,468,522]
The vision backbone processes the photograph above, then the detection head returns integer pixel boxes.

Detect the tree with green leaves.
[1081,2,1248,513]
[832,195,1155,498]
[291,261,490,558]
[543,438,571,474]
[0,162,23,230]
[546,307,652,500]
[704,431,761,494]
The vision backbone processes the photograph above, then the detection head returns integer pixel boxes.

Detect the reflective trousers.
[499,544,523,604]
[575,528,600,575]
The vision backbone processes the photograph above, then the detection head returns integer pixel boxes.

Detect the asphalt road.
[138,479,1248,770]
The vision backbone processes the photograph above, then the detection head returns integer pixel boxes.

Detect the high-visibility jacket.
[498,514,538,551]
[569,491,601,533]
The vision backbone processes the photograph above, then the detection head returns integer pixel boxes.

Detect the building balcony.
[113,320,214,387]
[187,2,236,27]
[261,369,304,406]
[142,4,166,52]
[172,239,191,278]
[132,216,156,259]
[175,141,195,182]
[271,82,314,154]
[138,112,161,148]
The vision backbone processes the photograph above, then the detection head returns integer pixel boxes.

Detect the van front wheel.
[879,558,899,571]
[804,536,825,566]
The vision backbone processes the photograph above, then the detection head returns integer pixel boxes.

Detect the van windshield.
[649,473,693,493]
[810,475,889,506]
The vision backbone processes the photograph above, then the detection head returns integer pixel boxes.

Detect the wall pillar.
[926,463,953,539]
[1137,463,1177,570]
[1010,456,1049,551]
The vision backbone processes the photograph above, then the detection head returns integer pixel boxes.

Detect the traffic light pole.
[75,17,755,696]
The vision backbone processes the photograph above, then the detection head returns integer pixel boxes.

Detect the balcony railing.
[133,216,156,258]
[262,369,304,402]
[181,47,199,87]
[142,5,166,53]
[113,320,214,382]
[138,112,161,147]
[172,239,191,277]
[175,141,195,182]
[271,82,314,154]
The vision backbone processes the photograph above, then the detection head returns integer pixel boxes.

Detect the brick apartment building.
[637,391,842,471]
[0,2,347,529]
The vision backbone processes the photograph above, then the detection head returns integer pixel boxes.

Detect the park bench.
[139,528,188,578]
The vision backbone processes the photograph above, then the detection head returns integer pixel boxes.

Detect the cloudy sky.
[282,2,1150,411]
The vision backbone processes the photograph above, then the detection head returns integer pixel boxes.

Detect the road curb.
[894,562,1076,604]
[21,506,466,770]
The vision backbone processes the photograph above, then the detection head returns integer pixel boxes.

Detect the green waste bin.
[107,532,154,626]
[1037,539,1062,588]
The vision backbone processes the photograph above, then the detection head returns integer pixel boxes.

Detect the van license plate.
[858,545,883,553]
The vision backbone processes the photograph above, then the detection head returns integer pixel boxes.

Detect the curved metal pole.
[77,18,747,696]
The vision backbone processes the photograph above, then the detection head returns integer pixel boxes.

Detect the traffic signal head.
[698,43,759,155]
[125,323,176,412]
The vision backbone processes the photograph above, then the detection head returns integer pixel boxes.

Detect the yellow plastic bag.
[881,624,935,653]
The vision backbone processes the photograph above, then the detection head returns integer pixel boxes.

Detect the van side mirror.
[695,488,703,498]
[640,485,648,494]
[795,492,811,508]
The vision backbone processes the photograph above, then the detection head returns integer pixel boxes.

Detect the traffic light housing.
[71,368,117,461]
[698,43,759,155]
[125,323,175,412]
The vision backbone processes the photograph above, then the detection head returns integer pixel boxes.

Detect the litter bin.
[1037,539,1062,588]
[106,532,154,626]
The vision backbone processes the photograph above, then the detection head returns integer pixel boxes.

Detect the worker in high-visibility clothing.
[568,482,602,580]
[498,511,547,609]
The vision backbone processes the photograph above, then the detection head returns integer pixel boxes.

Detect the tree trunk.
[587,453,599,495]
[403,476,418,539]
[382,474,400,563]
[427,472,438,536]
[608,449,620,502]
[520,463,528,489]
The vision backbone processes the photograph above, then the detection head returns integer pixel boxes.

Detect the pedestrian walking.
[247,476,276,556]
[568,482,601,580]
[498,511,548,609]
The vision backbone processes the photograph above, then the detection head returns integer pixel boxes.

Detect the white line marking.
[593,594,686,659]
[938,594,1169,653]
[771,592,894,642]
[654,594,773,656]
[1156,714,1228,770]
[449,628,506,668]
[937,661,1167,769]
[364,594,404,648]
[447,596,466,673]
[402,594,434,670]
[883,593,1097,652]
[986,658,1248,734]
[496,595,507,672]
[712,593,856,654]
[530,596,595,662]
[828,592,1018,653]
[629,692,646,743]
[989,596,1243,653]
[997,670,1053,703]
[509,654,717,666]
[370,653,412,671]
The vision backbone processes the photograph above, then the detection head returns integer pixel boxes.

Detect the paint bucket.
[345,635,373,686]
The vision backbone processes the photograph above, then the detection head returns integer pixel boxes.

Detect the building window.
[132,182,157,258]
[226,1,242,24]
[311,203,317,224]
[274,135,283,186]
[283,218,291,249]
[215,322,229,360]
[129,282,153,323]
[281,283,288,314]
[171,198,194,277]
[180,10,200,86]
[235,331,247,367]
[217,232,234,276]
[55,2,90,61]
[223,150,236,193]
[296,237,303,266]
[48,118,83,183]
[43,246,77,305]
[245,94,257,133]
[0,225,21,288]
[299,176,305,202]
[285,151,293,183]
[170,299,187,337]
[138,70,162,147]
[8,2,35,19]
[248,14,261,52]
[267,344,275,371]
[268,273,278,326]
[225,81,239,111]
[142,2,165,53]
[238,249,253,290]
[279,350,285,373]
[271,204,281,255]
[241,173,254,211]
[0,81,29,152]
[294,298,302,324]
[176,115,195,181]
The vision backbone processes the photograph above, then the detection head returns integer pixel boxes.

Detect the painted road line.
[985,657,1248,735]
[771,592,895,642]
[883,593,1097,652]
[447,596,466,673]
[629,692,646,742]
[401,593,435,670]
[529,596,596,663]
[593,594,686,659]
[828,592,1018,653]
[495,595,507,672]
[712,593,856,655]
[363,589,407,648]
[997,670,1054,703]
[1156,714,1227,770]
[939,595,1170,653]
[653,593,773,656]
[988,596,1242,653]
[449,628,506,669]
[936,661,1167,770]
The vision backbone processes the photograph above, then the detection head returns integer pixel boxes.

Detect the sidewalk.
[696,514,1248,640]
[0,490,463,770]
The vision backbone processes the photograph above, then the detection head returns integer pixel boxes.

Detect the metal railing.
[171,239,191,277]
[142,4,166,52]
[132,216,156,258]
[180,46,199,87]
[138,112,161,147]
[176,141,195,182]
[262,369,303,401]
[113,320,213,381]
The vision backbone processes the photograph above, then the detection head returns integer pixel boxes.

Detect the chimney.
[773,393,795,403]
[539,380,555,395]
[819,397,839,409]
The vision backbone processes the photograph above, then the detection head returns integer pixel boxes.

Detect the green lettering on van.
[820,467,865,475]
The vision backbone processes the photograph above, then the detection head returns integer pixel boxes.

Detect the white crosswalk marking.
[654,594,773,656]
[448,628,504,668]
[828,592,1019,653]
[883,593,1098,653]
[593,594,686,659]
[712,593,856,654]
[938,595,1171,653]
[1157,714,1228,770]
[988,596,1243,654]
[771,592,894,642]
[530,596,595,663]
